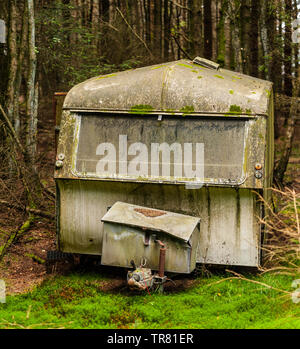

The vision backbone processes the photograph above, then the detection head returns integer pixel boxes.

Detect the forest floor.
[0,98,299,329]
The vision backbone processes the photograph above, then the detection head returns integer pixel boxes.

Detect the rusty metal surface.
[63,59,273,117]
[101,201,200,243]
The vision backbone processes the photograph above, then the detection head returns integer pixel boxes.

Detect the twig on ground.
[225,269,291,295]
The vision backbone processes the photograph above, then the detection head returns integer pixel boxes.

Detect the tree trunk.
[203,0,212,59]
[211,0,217,62]
[13,1,28,136]
[224,9,231,69]
[163,0,170,60]
[241,0,251,75]
[154,0,162,58]
[284,0,293,96]
[249,0,259,77]
[5,0,18,125]
[274,67,300,184]
[25,0,38,171]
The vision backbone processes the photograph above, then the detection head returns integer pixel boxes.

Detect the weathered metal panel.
[101,221,199,274]
[57,179,260,267]
[63,59,273,117]
[101,201,200,242]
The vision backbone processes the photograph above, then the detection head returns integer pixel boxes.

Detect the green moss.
[0,272,299,329]
[177,63,194,69]
[130,105,154,114]
[232,75,242,80]
[151,65,167,70]
[25,253,45,264]
[245,109,252,114]
[96,74,117,80]
[258,133,264,140]
[164,109,175,114]
[197,76,203,79]
[180,106,195,116]
[214,75,224,79]
[229,105,242,113]
[229,89,234,95]
[265,89,271,98]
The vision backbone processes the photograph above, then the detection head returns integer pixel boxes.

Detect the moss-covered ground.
[0,270,299,329]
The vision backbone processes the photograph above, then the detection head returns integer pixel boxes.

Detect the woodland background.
[0,0,299,295]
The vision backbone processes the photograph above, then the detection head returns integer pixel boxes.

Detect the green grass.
[0,271,300,329]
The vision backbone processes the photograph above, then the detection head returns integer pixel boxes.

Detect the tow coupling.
[127,237,167,293]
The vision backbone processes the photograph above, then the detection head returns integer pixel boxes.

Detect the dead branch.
[0,104,25,156]
[25,253,45,264]
[205,277,240,287]
[0,199,54,220]
[0,215,34,260]
[168,0,191,12]
[171,34,193,60]
[116,7,153,58]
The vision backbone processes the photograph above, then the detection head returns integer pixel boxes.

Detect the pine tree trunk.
[163,0,170,60]
[241,0,251,75]
[5,0,18,125]
[25,0,38,171]
[154,0,162,58]
[203,0,212,59]
[249,0,259,77]
[224,10,231,69]
[13,1,28,136]
[274,66,300,184]
[211,0,217,62]
[284,0,293,96]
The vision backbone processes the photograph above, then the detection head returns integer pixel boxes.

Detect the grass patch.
[0,271,299,329]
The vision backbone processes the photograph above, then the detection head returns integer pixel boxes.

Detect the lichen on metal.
[63,59,273,116]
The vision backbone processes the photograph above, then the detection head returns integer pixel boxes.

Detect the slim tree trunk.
[5,0,18,125]
[203,0,212,59]
[163,0,170,60]
[293,0,298,79]
[284,0,293,96]
[241,0,251,75]
[211,0,217,61]
[154,0,162,58]
[274,66,300,184]
[249,0,259,77]
[224,10,231,69]
[260,0,270,80]
[13,2,28,136]
[25,0,38,170]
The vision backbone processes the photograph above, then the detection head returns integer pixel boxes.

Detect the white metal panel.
[58,180,260,266]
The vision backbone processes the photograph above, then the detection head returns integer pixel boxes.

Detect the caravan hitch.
[127,237,167,292]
